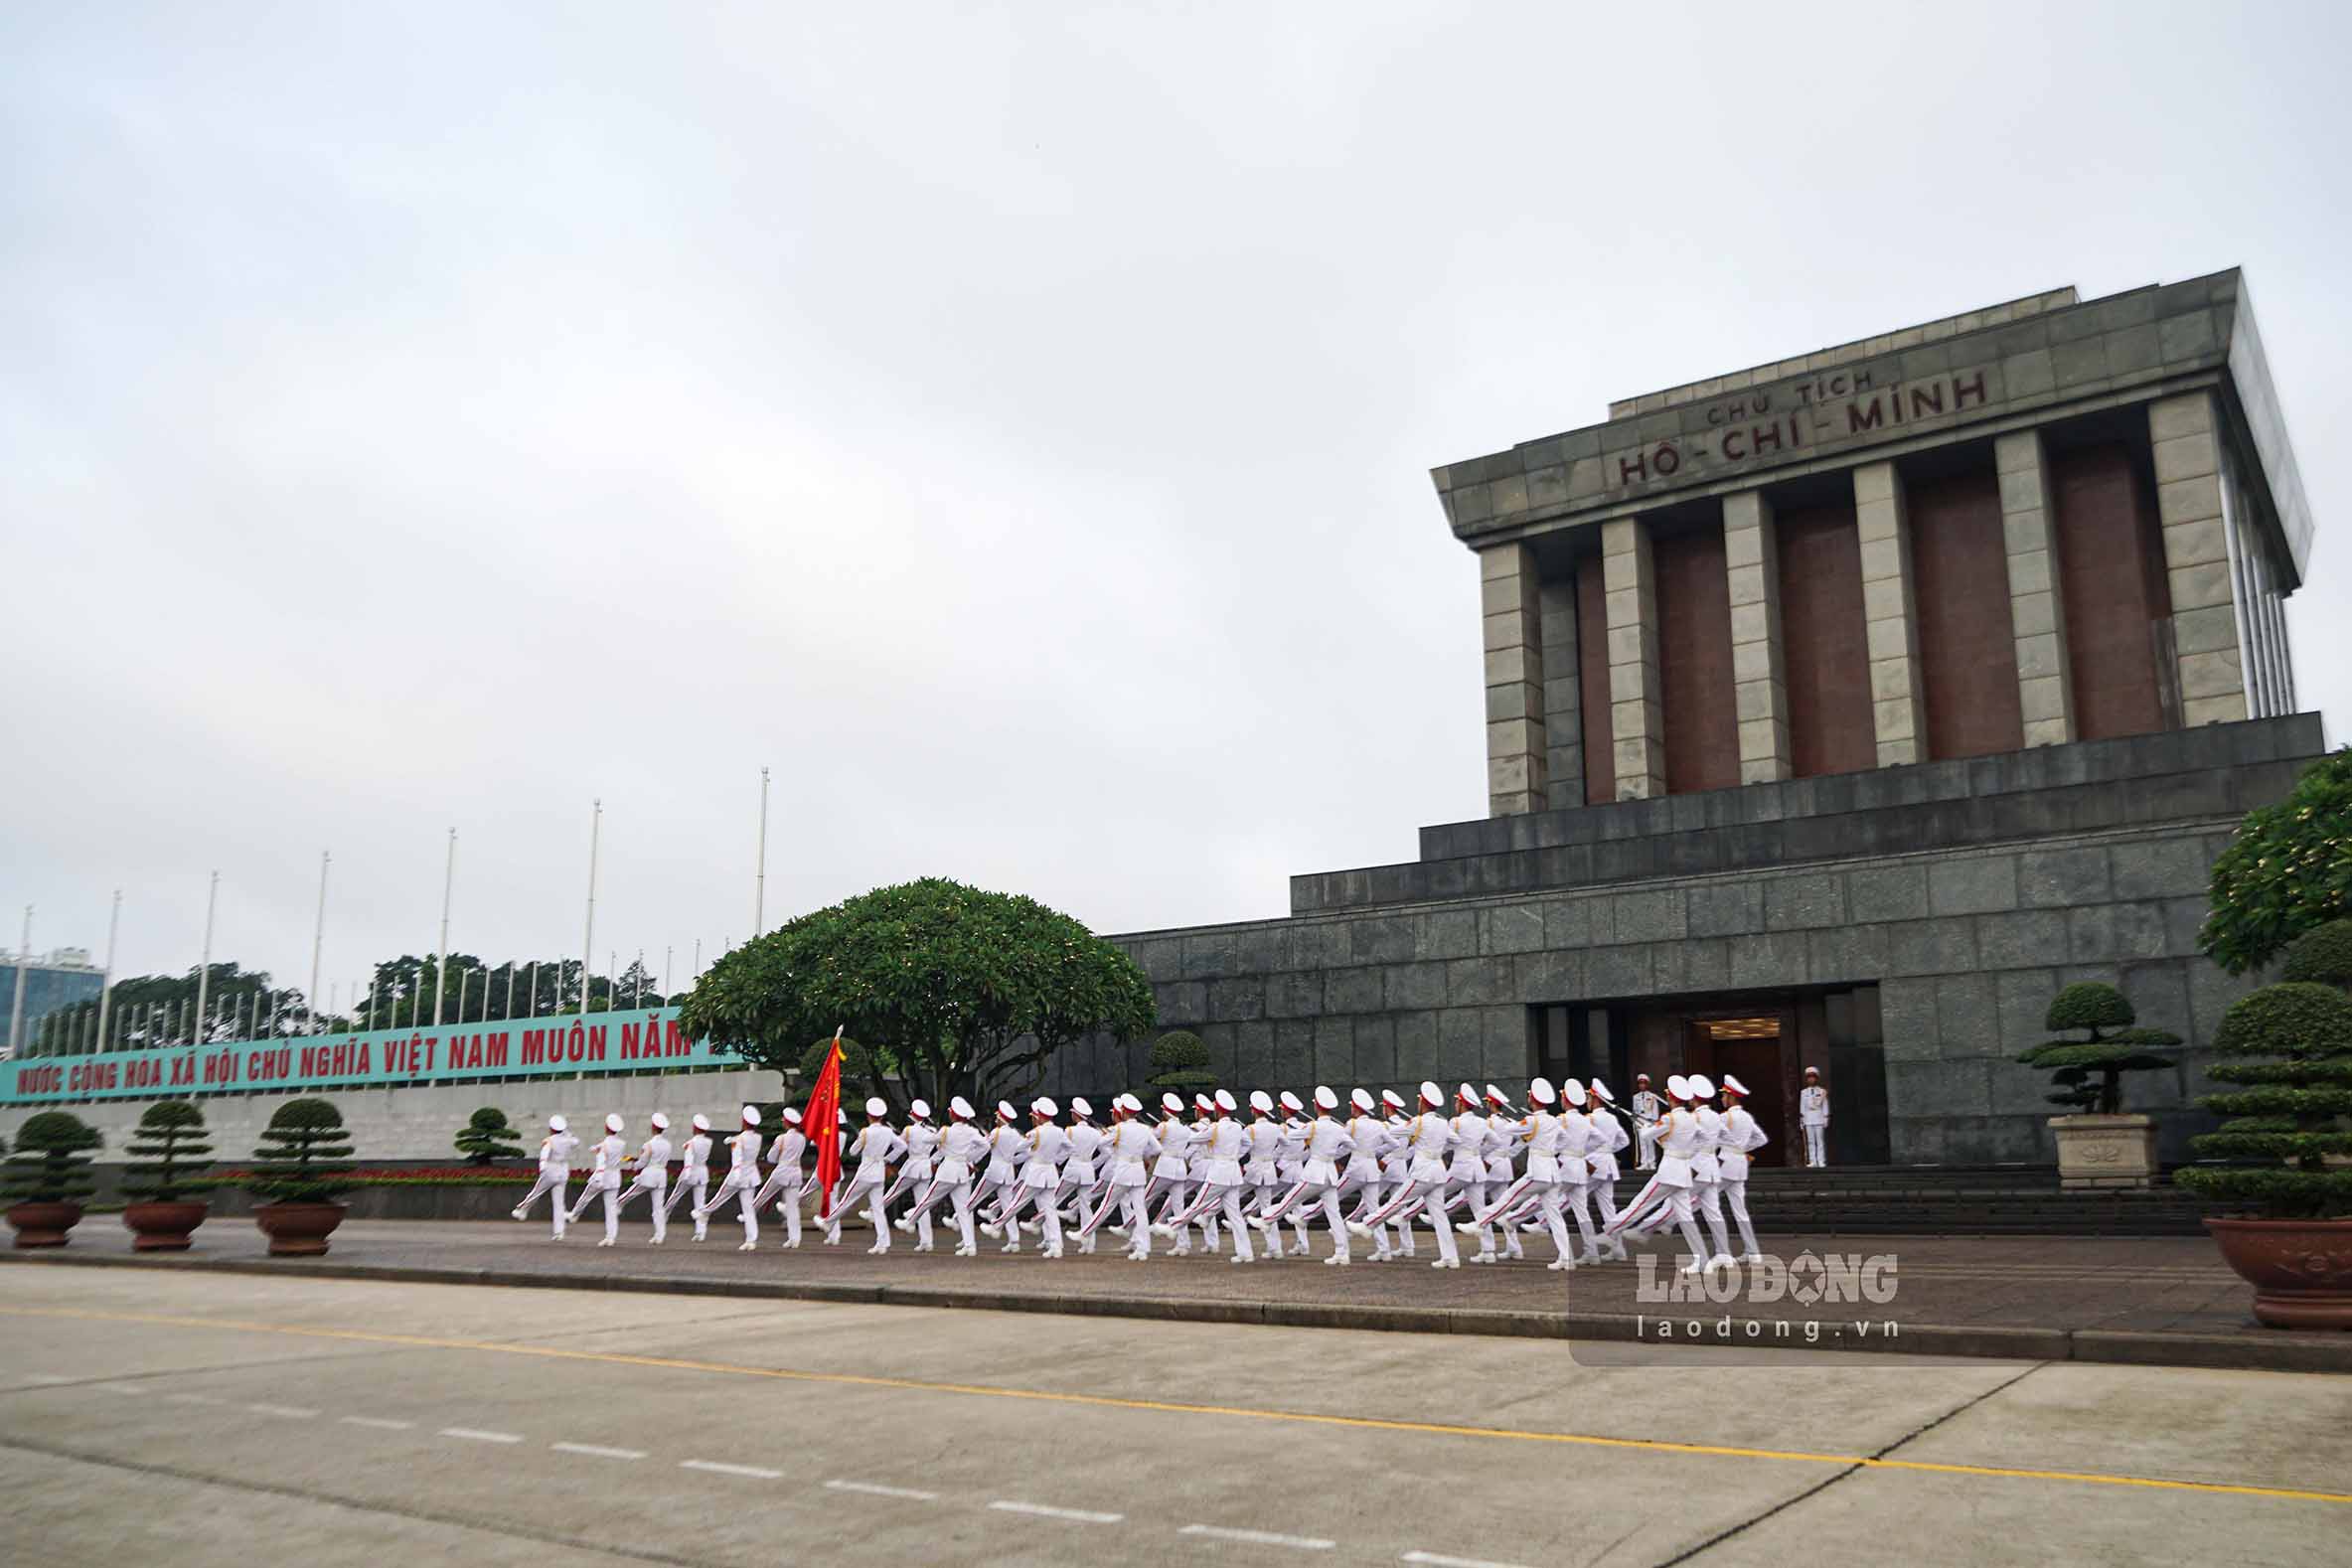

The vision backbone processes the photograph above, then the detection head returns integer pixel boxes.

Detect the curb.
[8,1249,2345,1373]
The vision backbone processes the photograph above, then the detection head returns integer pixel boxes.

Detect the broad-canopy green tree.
[2201,748,2352,974]
[676,877,1156,1113]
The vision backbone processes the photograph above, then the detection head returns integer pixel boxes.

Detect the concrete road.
[0,1268,2343,1568]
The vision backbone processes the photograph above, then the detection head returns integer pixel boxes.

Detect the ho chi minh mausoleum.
[1055,268,2326,1169]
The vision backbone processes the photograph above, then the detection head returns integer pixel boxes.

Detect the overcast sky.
[5,2,2347,1005]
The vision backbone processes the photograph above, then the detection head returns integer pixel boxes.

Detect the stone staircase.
[1737,1164,2208,1236]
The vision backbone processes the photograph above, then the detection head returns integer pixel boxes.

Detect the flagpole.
[580,800,600,1017]
[754,765,770,938]
[93,889,121,1054]
[193,871,219,1045]
[432,828,456,1026]
[6,905,29,1057]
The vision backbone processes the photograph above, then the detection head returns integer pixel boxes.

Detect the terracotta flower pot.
[2205,1216,2352,1330]
[253,1200,347,1257]
[122,1200,211,1253]
[7,1200,85,1248]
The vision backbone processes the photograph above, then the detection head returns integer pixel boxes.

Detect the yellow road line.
[3,1303,2345,1506]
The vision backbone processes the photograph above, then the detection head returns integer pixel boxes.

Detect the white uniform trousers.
[1358,1173,1459,1266]
[565,1175,621,1242]
[695,1168,759,1245]
[663,1170,710,1240]
[830,1170,891,1252]
[1803,1125,1828,1167]
[750,1170,803,1247]
[997,1179,1063,1254]
[1692,1176,1734,1261]
[514,1168,570,1236]
[1720,1176,1761,1257]
[614,1170,669,1242]
[903,1172,975,1253]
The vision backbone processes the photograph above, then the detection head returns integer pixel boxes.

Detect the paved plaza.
[8,1216,2347,1373]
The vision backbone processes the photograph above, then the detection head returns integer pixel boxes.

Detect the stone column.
[2148,392,2250,725]
[1482,543,1548,815]
[1854,461,1928,766]
[1538,576,1582,810]
[1602,518,1666,799]
[1994,430,2075,746]
[1722,490,1791,783]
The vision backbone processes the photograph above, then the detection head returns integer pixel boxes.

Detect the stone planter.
[122,1199,210,1252]
[2048,1113,2157,1189]
[252,1200,347,1256]
[6,1200,83,1248]
[2206,1217,2352,1330]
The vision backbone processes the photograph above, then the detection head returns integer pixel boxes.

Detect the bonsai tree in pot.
[1146,1030,1216,1094]
[2014,982,2179,1188]
[246,1097,359,1256]
[454,1106,525,1166]
[3,1111,101,1247]
[2174,958,2352,1329]
[120,1100,219,1251]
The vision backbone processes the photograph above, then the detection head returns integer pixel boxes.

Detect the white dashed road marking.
[247,1403,319,1419]
[1179,1524,1335,1550]
[25,1374,72,1385]
[826,1480,940,1500]
[991,1500,1125,1523]
[339,1415,414,1431]
[554,1443,647,1461]
[1401,1553,1536,1568]
[680,1460,784,1481]
[439,1427,523,1444]
[165,1392,226,1406]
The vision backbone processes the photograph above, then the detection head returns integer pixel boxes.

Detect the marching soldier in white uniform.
[1163,1088,1254,1262]
[1718,1075,1769,1261]
[1441,1084,1496,1263]
[1148,1092,1199,1256]
[1242,1091,1284,1254]
[613,1111,673,1244]
[988,1098,1071,1256]
[563,1113,629,1246]
[1585,1081,1631,1259]
[1374,1089,1416,1258]
[693,1106,765,1251]
[1350,1082,1462,1268]
[977,1101,1027,1228]
[1058,1098,1105,1252]
[1076,1094,1162,1260]
[1337,1088,1394,1261]
[885,1101,942,1252]
[753,1107,808,1248]
[829,1098,907,1254]
[662,1113,714,1241]
[1479,1085,1527,1263]
[511,1114,579,1238]
[1801,1066,1830,1168]
[902,1097,988,1255]
[1631,1075,1663,1171]
[1612,1076,1717,1274]
[1683,1074,1737,1268]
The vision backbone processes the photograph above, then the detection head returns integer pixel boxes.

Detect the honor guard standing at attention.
[1801,1066,1830,1168]
[751,1107,808,1248]
[1352,1083,1462,1269]
[613,1112,673,1244]
[1632,1075,1663,1171]
[564,1113,629,1246]
[831,1098,907,1254]
[663,1113,714,1241]
[693,1106,764,1251]
[1585,1081,1631,1259]
[511,1115,579,1238]
[1717,1076,1769,1261]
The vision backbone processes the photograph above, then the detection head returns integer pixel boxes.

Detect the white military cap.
[1804,1065,1821,1077]
[1687,1074,1715,1100]
[1279,1090,1304,1114]
[1383,1088,1407,1111]
[1456,1082,1479,1107]
[1527,1077,1556,1106]
[1249,1089,1275,1114]
[1485,1084,1507,1106]
[1560,1078,1589,1107]
[864,1096,888,1118]
[1194,1092,1215,1114]
[741,1105,762,1126]
[1214,1088,1236,1112]
[691,1113,711,1132]
[909,1098,932,1119]
[1665,1075,1692,1101]
[997,1100,1018,1122]
[1589,1079,1615,1103]
[1351,1087,1376,1112]
[605,1113,624,1134]
[1120,1092,1143,1112]
[1721,1075,1749,1098]
[1418,1080,1443,1106]
[1161,1091,1185,1114]
[1314,1085,1338,1111]
[650,1112,670,1131]
[548,1114,567,1132]
[1033,1096,1058,1117]
[1069,1097,1092,1117]
[782,1105,804,1126]
[950,1096,976,1120]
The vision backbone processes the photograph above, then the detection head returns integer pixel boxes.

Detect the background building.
[1055,269,2324,1167]
[3,947,104,1060]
